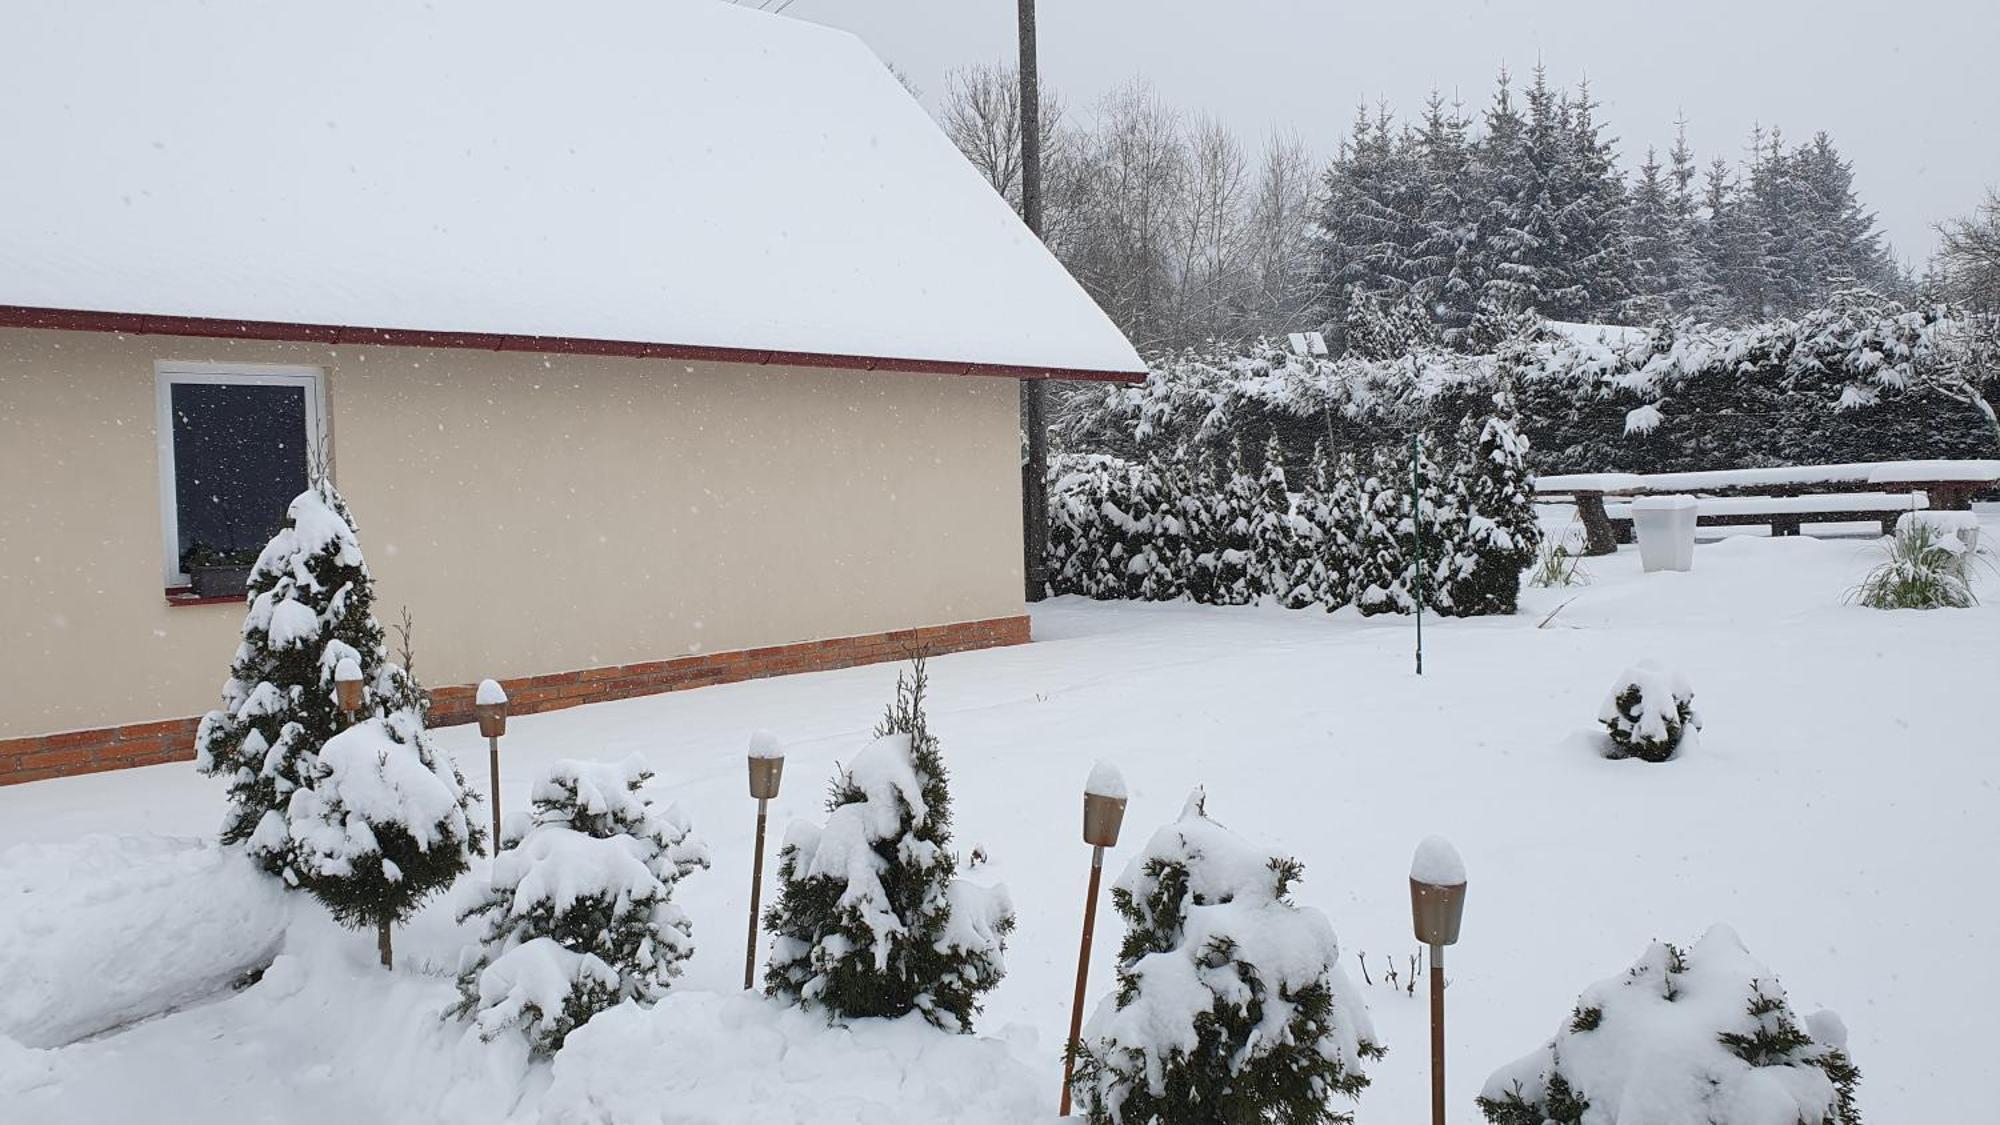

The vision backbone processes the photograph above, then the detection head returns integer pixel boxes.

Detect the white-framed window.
[155,363,328,588]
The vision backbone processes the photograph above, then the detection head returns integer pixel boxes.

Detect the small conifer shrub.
[763,659,1015,1030]
[455,755,709,1054]
[1599,661,1700,762]
[1478,925,1860,1125]
[1070,790,1382,1125]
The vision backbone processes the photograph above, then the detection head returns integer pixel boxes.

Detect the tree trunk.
[377,920,393,970]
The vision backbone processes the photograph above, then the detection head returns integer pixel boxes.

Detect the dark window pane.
[171,382,310,573]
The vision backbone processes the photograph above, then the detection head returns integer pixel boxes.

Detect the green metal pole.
[1412,432,1424,676]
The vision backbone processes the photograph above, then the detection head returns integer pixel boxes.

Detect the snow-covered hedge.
[1599,662,1701,762]
[0,835,289,1048]
[456,755,709,1054]
[1478,925,1860,1125]
[1053,298,1999,476]
[1070,790,1382,1125]
[1048,404,1539,617]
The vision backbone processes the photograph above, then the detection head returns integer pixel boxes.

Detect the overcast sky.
[781,0,1998,265]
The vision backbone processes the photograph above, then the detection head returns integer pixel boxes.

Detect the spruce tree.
[196,476,401,881]
[1350,445,1407,616]
[1251,434,1304,606]
[764,660,1014,1031]
[455,755,710,1054]
[285,620,482,967]
[1393,434,1458,616]
[1444,403,1541,616]
[1206,438,1261,605]
[1314,448,1366,610]
[1181,448,1224,604]
[1286,443,1343,610]
[1070,790,1383,1125]
[1141,450,1191,602]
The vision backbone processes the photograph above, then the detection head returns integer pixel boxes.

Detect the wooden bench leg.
[1576,493,1618,557]
[1880,515,1898,536]
[1771,516,1801,537]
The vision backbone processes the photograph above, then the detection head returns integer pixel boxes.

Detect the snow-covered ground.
[3,516,1996,1123]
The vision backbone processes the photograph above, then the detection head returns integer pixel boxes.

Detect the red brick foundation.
[0,614,1030,787]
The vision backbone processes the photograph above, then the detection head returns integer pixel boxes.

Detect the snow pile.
[475,679,507,706]
[1478,925,1860,1125]
[1072,790,1380,1124]
[748,729,785,760]
[1599,661,1701,762]
[1084,759,1127,800]
[457,755,709,1054]
[1411,835,1466,886]
[539,992,1042,1124]
[1895,510,1981,554]
[0,835,289,1048]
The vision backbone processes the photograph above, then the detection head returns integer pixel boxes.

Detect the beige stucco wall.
[0,328,1024,738]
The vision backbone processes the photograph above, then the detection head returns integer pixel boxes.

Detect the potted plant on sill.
[182,542,261,598]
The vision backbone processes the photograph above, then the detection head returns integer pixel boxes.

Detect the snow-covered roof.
[0,0,1144,382]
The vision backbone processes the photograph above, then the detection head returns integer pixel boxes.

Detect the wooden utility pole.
[1018,0,1050,602]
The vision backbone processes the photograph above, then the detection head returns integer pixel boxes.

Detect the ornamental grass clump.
[1849,519,1980,610]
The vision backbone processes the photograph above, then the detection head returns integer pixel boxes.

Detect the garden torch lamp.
[475,679,509,853]
[333,657,364,723]
[1061,761,1128,1117]
[744,730,785,990]
[1410,836,1468,1125]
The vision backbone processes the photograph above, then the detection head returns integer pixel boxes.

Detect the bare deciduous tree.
[1934,189,2000,313]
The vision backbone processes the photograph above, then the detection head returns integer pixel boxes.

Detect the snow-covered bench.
[1603,491,1928,539]
[1537,460,2000,555]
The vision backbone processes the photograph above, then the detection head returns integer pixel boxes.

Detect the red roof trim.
[0,305,1147,384]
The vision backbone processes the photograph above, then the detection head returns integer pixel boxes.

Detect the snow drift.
[0,835,288,1047]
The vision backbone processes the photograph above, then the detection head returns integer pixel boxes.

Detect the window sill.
[165,587,243,608]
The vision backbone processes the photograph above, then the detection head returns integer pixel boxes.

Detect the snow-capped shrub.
[196,477,412,881]
[286,680,481,966]
[1478,924,1861,1125]
[1070,790,1382,1125]
[763,659,1015,1031]
[456,755,709,1054]
[1599,662,1700,762]
[1849,517,1981,610]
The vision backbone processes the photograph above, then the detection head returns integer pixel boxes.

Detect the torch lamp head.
[333,659,364,716]
[475,702,508,739]
[1082,791,1127,849]
[1409,877,1466,946]
[747,755,784,800]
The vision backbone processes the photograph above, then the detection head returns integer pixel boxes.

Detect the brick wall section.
[0,614,1031,786]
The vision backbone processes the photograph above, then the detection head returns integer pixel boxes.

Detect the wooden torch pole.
[744,796,769,991]
[1059,844,1106,1117]
[1430,941,1446,1125]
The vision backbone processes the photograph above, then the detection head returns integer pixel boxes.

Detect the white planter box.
[1632,494,1697,573]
